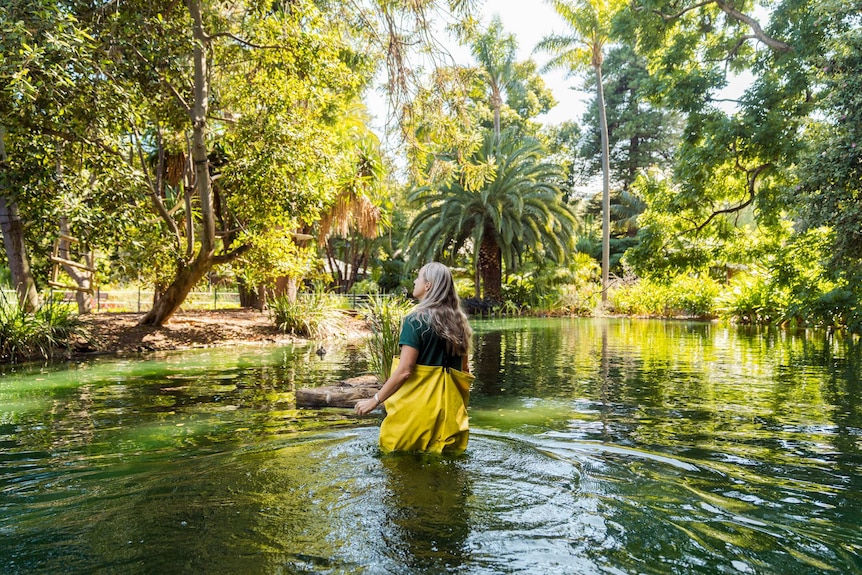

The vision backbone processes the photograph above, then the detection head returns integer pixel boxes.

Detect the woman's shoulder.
[404,311,427,327]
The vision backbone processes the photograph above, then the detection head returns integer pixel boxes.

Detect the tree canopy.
[2,0,862,331]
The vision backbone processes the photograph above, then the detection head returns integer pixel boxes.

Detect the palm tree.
[318,104,386,293]
[536,0,625,305]
[611,189,646,237]
[469,16,518,137]
[407,129,578,301]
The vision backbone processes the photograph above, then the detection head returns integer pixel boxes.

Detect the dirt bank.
[77,308,368,355]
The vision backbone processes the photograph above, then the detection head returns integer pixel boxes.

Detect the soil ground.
[77,308,368,355]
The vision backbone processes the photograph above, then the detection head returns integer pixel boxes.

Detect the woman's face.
[413,270,430,300]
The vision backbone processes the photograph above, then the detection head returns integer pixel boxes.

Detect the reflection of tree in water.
[380,453,472,571]
[472,321,568,396]
[822,337,862,503]
[473,329,504,394]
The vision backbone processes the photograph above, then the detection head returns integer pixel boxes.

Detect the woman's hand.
[353,346,416,416]
[354,395,380,416]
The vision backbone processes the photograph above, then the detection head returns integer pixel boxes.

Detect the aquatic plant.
[360,295,413,383]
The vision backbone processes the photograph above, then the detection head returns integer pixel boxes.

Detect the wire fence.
[1,288,394,313]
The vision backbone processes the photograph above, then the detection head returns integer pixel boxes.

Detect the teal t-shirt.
[399,313,462,369]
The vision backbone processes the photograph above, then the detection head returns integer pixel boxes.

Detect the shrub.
[557,282,600,316]
[612,275,719,318]
[359,295,413,383]
[666,275,719,318]
[0,295,88,363]
[349,279,380,295]
[269,290,343,338]
[611,279,666,316]
[454,278,474,300]
[798,287,860,330]
[461,298,495,316]
[716,274,787,325]
[493,299,523,316]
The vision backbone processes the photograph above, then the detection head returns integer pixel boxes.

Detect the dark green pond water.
[2,318,861,574]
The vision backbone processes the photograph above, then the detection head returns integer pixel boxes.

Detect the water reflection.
[2,320,862,573]
[380,454,471,571]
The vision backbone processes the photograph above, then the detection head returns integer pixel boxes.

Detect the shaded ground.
[78,308,368,355]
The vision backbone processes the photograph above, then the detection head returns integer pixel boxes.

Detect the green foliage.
[359,295,413,384]
[498,252,600,315]
[613,0,848,325]
[349,279,380,295]
[377,257,408,293]
[612,275,719,318]
[792,8,862,273]
[557,252,602,314]
[541,121,587,196]
[463,15,557,136]
[454,277,474,300]
[557,282,601,316]
[624,169,770,280]
[269,290,343,339]
[0,294,87,363]
[716,227,862,330]
[716,274,786,326]
[233,230,319,293]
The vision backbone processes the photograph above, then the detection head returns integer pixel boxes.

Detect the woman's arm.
[354,345,420,416]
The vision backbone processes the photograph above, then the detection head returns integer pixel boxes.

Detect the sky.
[477,0,750,119]
[366,1,749,139]
[366,0,588,138]
[480,0,589,125]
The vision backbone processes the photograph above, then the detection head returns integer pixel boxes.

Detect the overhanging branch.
[212,243,252,265]
[692,163,771,233]
[646,0,793,53]
[715,0,793,53]
[207,31,282,50]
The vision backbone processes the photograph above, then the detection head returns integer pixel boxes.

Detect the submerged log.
[296,374,380,408]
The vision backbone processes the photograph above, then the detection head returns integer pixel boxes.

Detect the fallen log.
[296,374,380,408]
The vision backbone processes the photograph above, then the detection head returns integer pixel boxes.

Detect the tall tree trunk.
[140,0,215,326]
[56,152,93,314]
[0,127,39,313]
[596,64,611,305]
[238,278,267,309]
[491,87,502,137]
[474,252,481,299]
[58,217,94,314]
[478,229,502,301]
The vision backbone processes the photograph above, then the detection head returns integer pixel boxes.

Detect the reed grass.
[360,296,413,384]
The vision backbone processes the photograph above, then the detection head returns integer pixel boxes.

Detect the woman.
[355,262,474,453]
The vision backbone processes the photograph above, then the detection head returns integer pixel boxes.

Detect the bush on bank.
[269,290,345,339]
[0,296,88,363]
[611,275,720,319]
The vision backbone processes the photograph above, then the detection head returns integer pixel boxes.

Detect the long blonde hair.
[413,262,472,356]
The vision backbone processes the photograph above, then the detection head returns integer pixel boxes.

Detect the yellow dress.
[379,357,474,454]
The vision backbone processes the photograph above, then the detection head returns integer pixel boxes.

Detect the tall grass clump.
[360,295,413,384]
[0,294,87,363]
[270,290,343,338]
